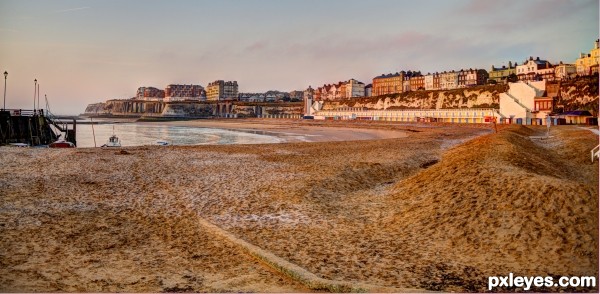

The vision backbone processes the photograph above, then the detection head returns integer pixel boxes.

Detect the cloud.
[49,7,90,14]
[459,0,512,14]
[245,40,270,53]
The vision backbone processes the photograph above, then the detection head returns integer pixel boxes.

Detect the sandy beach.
[143,118,413,143]
[0,119,597,292]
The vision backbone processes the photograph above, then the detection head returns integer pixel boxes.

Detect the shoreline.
[153,119,412,143]
[74,119,415,147]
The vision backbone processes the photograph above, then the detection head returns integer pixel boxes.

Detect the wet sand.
[150,118,412,142]
[0,120,597,292]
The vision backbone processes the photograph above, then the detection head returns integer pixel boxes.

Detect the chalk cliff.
[322,84,508,110]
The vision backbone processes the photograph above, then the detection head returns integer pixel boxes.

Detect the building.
[439,71,458,90]
[238,93,265,102]
[344,79,366,98]
[164,84,204,102]
[314,85,326,101]
[401,71,421,91]
[303,86,314,101]
[303,86,315,115]
[499,81,554,125]
[555,110,595,125]
[314,108,501,123]
[465,69,489,87]
[372,72,403,96]
[489,62,517,84]
[554,62,577,80]
[516,57,554,82]
[289,90,304,101]
[206,80,239,101]
[576,39,600,76]
[424,74,434,90]
[364,84,372,97]
[315,79,366,101]
[409,75,425,91]
[327,83,340,100]
[457,70,469,88]
[403,80,411,92]
[136,87,165,100]
[433,73,441,90]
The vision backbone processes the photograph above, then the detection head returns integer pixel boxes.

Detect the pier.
[0,109,75,146]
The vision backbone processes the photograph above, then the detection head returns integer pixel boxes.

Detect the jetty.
[0,109,76,146]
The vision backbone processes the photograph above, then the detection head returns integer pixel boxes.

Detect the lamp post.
[33,79,37,111]
[37,83,40,115]
[3,71,7,110]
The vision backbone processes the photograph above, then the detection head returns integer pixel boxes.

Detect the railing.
[493,109,506,119]
[505,92,532,112]
[0,109,45,116]
[592,145,600,163]
[316,108,498,117]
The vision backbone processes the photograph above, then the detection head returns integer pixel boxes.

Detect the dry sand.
[0,119,597,292]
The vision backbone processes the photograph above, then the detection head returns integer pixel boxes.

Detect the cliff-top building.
[439,71,459,90]
[489,62,517,84]
[344,79,366,98]
[364,84,372,97]
[314,79,366,101]
[465,69,489,87]
[406,71,424,91]
[206,80,239,101]
[289,90,304,101]
[554,62,577,80]
[576,39,600,76]
[136,86,165,100]
[372,72,403,96]
[516,57,554,82]
[164,84,205,102]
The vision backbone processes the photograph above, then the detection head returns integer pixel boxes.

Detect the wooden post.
[72,118,77,147]
[91,117,96,147]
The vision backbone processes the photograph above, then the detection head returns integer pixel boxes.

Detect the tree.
[507,73,518,83]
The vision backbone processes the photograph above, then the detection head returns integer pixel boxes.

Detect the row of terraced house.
[135,80,239,102]
[310,39,600,101]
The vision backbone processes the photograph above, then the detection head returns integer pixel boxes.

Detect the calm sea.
[74,121,282,148]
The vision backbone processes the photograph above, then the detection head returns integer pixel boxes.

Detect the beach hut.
[555,110,595,125]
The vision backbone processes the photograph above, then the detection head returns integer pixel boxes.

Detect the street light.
[3,71,7,110]
[34,79,37,111]
[37,83,40,114]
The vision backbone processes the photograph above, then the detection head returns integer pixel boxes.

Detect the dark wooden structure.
[0,109,74,146]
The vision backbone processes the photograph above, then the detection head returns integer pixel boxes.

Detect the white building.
[498,81,552,125]
[440,71,458,90]
[345,79,365,98]
[516,57,553,81]
[424,74,434,90]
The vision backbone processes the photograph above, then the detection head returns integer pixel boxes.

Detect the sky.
[0,0,598,114]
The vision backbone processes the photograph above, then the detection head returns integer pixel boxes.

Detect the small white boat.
[102,135,121,147]
[9,143,30,147]
[156,140,170,146]
[101,125,122,147]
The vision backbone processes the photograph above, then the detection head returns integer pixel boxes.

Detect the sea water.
[75,122,282,147]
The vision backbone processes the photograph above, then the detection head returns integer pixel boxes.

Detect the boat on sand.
[102,134,121,147]
[49,139,75,148]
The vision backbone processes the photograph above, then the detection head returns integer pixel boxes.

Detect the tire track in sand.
[192,214,428,293]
